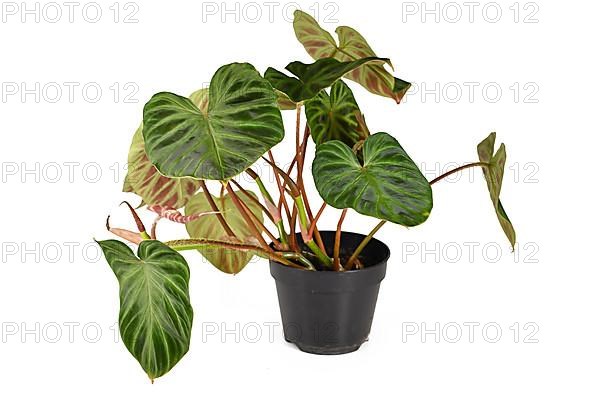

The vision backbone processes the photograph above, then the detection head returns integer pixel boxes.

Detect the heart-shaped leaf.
[97,239,193,381]
[122,89,209,208]
[477,132,516,249]
[185,189,263,274]
[305,80,366,147]
[143,63,284,181]
[265,56,388,102]
[293,10,410,103]
[312,132,432,226]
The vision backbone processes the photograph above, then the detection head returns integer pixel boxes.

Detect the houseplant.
[98,10,516,381]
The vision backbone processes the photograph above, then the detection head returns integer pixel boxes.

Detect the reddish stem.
[268,150,293,224]
[238,197,282,249]
[289,203,300,252]
[230,179,275,223]
[199,180,236,238]
[333,209,348,271]
[429,162,488,185]
[307,202,327,239]
[225,183,270,250]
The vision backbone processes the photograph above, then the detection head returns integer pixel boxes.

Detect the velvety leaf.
[97,239,193,381]
[122,126,202,208]
[275,89,297,110]
[477,132,516,249]
[122,89,208,208]
[185,190,263,274]
[293,10,410,103]
[143,63,284,181]
[305,80,366,147]
[265,56,387,102]
[312,132,432,226]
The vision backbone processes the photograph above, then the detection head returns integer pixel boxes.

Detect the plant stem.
[120,201,150,239]
[289,202,300,252]
[230,179,274,222]
[199,180,237,238]
[294,195,333,269]
[295,124,326,253]
[237,196,282,249]
[225,183,270,250]
[333,209,348,271]
[165,239,310,270]
[429,162,488,185]
[281,252,316,271]
[295,103,302,163]
[166,238,265,253]
[345,220,387,270]
[243,171,288,248]
[268,150,293,225]
[307,201,327,239]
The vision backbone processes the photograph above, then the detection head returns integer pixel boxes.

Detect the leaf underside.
[185,190,263,274]
[477,132,516,249]
[293,10,411,103]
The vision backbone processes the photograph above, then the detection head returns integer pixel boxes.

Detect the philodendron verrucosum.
[99,10,517,381]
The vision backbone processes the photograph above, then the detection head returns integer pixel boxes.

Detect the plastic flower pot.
[270,231,389,354]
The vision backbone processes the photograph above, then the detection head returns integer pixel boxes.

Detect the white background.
[1,0,598,398]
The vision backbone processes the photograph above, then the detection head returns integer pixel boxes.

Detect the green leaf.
[293,10,411,103]
[185,190,263,274]
[143,63,284,181]
[312,132,432,226]
[275,89,297,110]
[477,132,516,249]
[122,89,209,208]
[97,239,193,381]
[305,80,366,147]
[265,56,388,102]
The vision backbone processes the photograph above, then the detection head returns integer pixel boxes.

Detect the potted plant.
[98,10,516,381]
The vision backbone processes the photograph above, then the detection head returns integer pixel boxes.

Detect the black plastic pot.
[270,231,389,355]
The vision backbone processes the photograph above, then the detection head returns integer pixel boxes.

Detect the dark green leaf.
[305,80,366,147]
[477,132,516,249]
[143,63,284,181]
[265,56,388,102]
[122,89,209,208]
[312,132,432,226]
[122,125,202,209]
[97,239,193,381]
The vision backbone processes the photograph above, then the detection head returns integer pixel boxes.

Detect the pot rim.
[271,230,391,273]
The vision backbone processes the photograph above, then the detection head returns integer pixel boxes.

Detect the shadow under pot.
[269,231,390,355]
